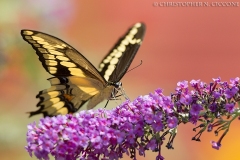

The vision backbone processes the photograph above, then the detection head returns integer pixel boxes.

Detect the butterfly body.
[21,22,145,117]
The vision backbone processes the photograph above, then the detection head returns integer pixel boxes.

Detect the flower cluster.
[26,77,240,160]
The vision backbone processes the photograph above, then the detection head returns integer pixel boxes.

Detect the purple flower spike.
[26,77,240,159]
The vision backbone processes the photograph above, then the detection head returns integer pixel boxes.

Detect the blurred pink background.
[0,0,240,159]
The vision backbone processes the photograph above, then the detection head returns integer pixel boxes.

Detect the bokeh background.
[1,0,240,159]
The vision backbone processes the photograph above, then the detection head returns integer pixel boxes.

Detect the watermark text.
[153,2,239,7]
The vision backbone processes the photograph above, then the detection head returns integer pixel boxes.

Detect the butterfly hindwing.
[30,76,106,117]
[98,22,145,82]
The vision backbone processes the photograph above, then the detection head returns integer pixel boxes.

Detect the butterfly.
[21,22,146,117]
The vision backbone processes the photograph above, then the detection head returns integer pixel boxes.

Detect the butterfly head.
[108,81,122,89]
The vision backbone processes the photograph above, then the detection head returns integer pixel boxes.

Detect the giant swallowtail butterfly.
[21,22,145,117]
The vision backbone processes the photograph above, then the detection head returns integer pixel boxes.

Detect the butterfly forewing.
[98,22,145,82]
[21,30,106,84]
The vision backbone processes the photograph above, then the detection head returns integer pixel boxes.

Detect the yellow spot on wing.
[43,54,55,59]
[32,36,44,41]
[45,60,57,66]
[56,56,69,61]
[43,45,55,50]
[54,107,68,115]
[39,91,61,100]
[106,69,113,76]
[126,34,134,39]
[114,51,122,58]
[37,41,50,45]
[129,39,136,44]
[104,75,109,81]
[136,39,141,44]
[42,101,65,115]
[99,63,104,68]
[117,44,126,52]
[52,101,65,109]
[110,50,117,56]
[61,61,76,67]
[48,67,57,74]
[122,39,129,45]
[48,50,64,56]
[40,97,61,108]
[110,58,119,65]
[69,68,84,76]
[108,64,115,70]
[103,59,110,63]
[135,23,141,28]
[130,28,138,35]
[106,56,112,60]
[23,31,33,35]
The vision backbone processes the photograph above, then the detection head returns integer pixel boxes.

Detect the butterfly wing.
[21,30,108,117]
[33,76,109,117]
[98,22,146,82]
[21,30,106,83]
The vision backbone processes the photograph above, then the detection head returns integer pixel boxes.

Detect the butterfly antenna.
[126,60,142,73]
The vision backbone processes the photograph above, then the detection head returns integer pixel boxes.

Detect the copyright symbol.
[153,2,158,7]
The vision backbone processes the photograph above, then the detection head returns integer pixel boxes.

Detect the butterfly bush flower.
[26,77,240,160]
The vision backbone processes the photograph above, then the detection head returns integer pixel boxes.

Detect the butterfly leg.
[120,87,130,100]
[104,100,110,108]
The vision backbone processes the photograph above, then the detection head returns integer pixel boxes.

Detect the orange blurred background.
[1,0,240,159]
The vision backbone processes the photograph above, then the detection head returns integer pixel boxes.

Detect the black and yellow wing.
[21,30,109,117]
[21,30,105,82]
[98,23,145,82]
